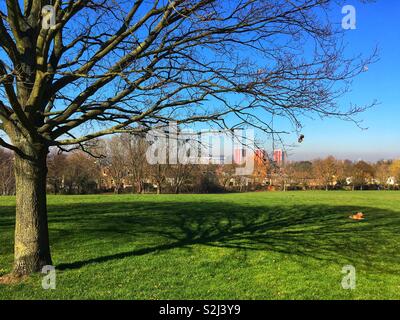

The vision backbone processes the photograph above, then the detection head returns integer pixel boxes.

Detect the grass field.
[1,191,400,300]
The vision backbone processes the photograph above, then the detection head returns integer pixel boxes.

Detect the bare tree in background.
[390,160,400,187]
[0,147,15,195]
[150,163,168,194]
[167,163,195,194]
[216,164,237,190]
[374,160,392,190]
[0,0,375,276]
[353,160,375,190]
[64,151,100,193]
[313,156,339,191]
[101,136,129,193]
[121,134,149,194]
[47,150,67,194]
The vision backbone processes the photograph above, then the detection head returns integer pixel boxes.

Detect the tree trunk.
[157,182,162,194]
[114,183,122,194]
[136,180,143,194]
[13,145,52,276]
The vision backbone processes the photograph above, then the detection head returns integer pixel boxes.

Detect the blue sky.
[1,1,398,162]
[291,1,400,161]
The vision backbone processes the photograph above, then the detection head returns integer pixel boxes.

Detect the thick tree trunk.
[13,145,52,276]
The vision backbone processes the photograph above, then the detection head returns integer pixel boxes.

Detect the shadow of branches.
[45,200,400,273]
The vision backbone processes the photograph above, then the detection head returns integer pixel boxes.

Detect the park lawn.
[0,191,400,300]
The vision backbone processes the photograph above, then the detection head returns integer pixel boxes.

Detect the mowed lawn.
[1,191,400,300]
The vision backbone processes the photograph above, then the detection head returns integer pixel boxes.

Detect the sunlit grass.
[1,191,400,299]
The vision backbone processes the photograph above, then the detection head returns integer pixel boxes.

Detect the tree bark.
[13,144,52,276]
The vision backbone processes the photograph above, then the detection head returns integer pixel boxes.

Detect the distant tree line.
[1,136,399,196]
[277,156,400,191]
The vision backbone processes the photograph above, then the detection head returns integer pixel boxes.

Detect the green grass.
[1,191,400,299]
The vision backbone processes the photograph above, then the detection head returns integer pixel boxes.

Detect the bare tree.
[166,163,194,193]
[150,163,167,194]
[390,160,400,187]
[313,156,339,191]
[100,136,129,193]
[47,150,67,194]
[65,152,100,193]
[121,134,149,194]
[0,147,15,195]
[286,161,313,189]
[374,160,392,190]
[0,0,375,276]
[216,164,237,190]
[353,160,375,190]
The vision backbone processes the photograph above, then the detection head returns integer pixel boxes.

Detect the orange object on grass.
[349,212,365,220]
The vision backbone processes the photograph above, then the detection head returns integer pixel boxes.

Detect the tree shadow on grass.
[0,206,15,228]
[49,200,400,273]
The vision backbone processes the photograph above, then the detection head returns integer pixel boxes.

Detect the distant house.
[387,177,396,186]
